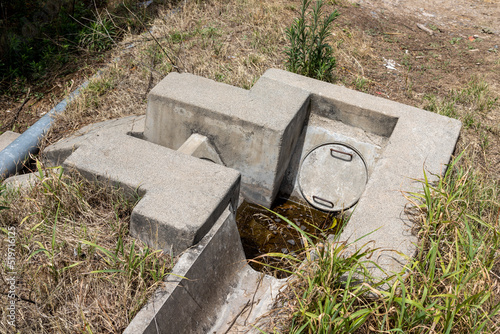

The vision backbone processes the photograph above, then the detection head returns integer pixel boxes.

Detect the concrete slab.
[43,115,146,167]
[3,172,40,190]
[262,68,461,275]
[44,116,241,255]
[144,72,310,207]
[0,131,21,152]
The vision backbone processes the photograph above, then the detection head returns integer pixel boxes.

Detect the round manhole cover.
[298,143,368,212]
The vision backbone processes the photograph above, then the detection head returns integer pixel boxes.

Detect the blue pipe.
[0,80,90,180]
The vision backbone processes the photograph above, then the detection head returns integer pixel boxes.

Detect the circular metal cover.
[298,143,368,212]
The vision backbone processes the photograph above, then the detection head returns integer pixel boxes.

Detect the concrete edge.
[123,204,248,334]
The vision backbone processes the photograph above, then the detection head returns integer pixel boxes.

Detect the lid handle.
[312,195,335,209]
[330,148,353,161]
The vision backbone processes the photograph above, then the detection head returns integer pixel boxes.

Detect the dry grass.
[0,164,172,333]
[44,0,373,145]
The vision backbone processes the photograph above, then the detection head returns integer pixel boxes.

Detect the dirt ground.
[361,0,499,31]
[337,0,500,176]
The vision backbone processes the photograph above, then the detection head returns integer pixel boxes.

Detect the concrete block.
[43,115,145,167]
[177,133,223,165]
[44,116,241,255]
[0,131,21,152]
[262,68,461,275]
[144,72,310,207]
[124,205,283,334]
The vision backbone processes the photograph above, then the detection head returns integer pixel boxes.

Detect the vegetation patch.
[0,163,172,333]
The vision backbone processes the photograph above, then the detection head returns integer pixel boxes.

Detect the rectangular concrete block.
[0,131,21,152]
[144,73,310,207]
[261,68,461,275]
[124,205,247,334]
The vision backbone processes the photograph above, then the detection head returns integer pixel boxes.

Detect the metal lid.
[298,143,368,212]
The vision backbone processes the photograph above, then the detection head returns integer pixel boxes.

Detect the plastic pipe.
[0,80,90,180]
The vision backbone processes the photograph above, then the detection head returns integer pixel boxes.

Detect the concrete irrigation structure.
[3,69,461,333]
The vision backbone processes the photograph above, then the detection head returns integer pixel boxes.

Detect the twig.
[122,3,181,72]
[417,23,434,36]
[224,300,251,334]
[145,57,155,98]
[0,290,37,305]
[244,273,264,325]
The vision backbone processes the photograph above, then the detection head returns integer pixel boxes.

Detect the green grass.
[424,77,498,123]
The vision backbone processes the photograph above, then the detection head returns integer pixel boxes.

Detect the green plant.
[284,0,340,82]
[453,77,498,113]
[353,76,368,91]
[27,203,83,284]
[79,17,118,52]
[424,93,458,118]
[261,151,500,333]
[0,162,173,332]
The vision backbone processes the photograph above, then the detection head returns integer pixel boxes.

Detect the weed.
[480,131,490,150]
[78,17,118,52]
[354,76,368,91]
[453,77,498,113]
[284,0,340,82]
[424,93,458,118]
[262,153,500,333]
[428,24,439,31]
[424,77,498,125]
[0,184,8,211]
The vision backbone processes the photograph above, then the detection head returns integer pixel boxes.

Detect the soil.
[336,0,500,176]
[361,0,499,32]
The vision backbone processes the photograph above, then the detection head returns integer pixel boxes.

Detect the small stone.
[287,239,296,246]
[481,27,493,34]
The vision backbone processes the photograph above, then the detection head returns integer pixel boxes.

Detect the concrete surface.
[279,112,385,200]
[0,131,20,152]
[44,116,241,255]
[177,133,224,165]
[144,72,310,207]
[262,68,461,276]
[124,205,284,334]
